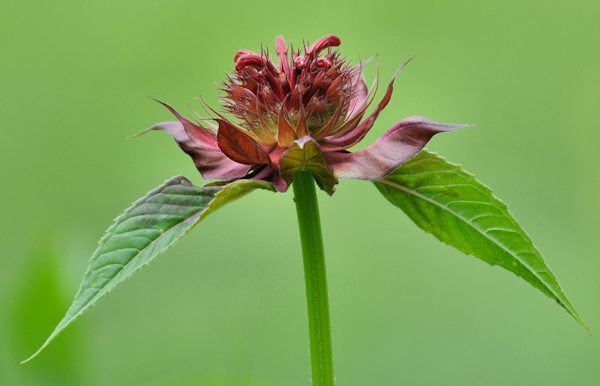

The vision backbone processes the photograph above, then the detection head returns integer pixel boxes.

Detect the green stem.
[293,171,334,386]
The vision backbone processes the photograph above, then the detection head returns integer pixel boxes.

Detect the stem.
[293,171,334,386]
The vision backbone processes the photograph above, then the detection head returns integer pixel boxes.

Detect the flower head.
[145,35,468,194]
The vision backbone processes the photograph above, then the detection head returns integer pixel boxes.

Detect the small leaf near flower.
[326,117,472,180]
[216,119,270,165]
[279,136,338,195]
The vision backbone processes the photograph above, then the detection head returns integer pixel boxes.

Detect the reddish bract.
[147,35,469,194]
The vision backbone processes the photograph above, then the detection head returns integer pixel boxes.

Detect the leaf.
[215,119,270,165]
[279,136,338,195]
[23,176,275,363]
[324,117,470,181]
[140,101,253,180]
[374,150,588,331]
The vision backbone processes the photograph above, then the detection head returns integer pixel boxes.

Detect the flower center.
[221,35,353,141]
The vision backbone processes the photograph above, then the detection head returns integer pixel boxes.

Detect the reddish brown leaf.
[216,119,270,165]
[325,117,471,180]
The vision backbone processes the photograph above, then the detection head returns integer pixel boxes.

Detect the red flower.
[145,35,468,194]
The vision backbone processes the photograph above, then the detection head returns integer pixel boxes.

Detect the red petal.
[307,35,341,56]
[235,53,279,76]
[276,36,293,87]
[234,50,254,62]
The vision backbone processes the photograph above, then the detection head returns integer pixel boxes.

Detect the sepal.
[279,136,338,195]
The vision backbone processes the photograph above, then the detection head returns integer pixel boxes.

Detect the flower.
[145,35,468,195]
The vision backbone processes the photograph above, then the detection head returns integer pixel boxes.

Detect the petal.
[347,72,368,117]
[347,56,376,118]
[273,172,289,193]
[324,117,472,180]
[322,58,412,151]
[246,164,287,193]
[325,67,380,139]
[137,100,252,180]
[276,36,293,87]
[234,50,254,62]
[235,53,277,74]
[306,35,341,56]
[279,136,338,195]
[216,119,271,165]
[144,121,251,180]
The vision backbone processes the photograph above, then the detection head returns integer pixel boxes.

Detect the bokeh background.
[2,0,599,384]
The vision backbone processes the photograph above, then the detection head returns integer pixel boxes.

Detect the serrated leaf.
[374,150,588,331]
[23,176,275,363]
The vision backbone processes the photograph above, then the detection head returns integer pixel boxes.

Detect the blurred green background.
[2,0,599,384]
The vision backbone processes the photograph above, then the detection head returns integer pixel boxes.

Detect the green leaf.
[279,136,338,195]
[23,176,275,363]
[374,150,588,331]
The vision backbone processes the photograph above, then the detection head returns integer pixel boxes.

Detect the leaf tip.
[574,313,591,335]
[20,345,45,364]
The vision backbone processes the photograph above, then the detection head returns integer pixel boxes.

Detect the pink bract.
[145,35,469,194]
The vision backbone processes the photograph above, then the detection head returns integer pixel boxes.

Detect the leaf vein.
[378,178,546,286]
